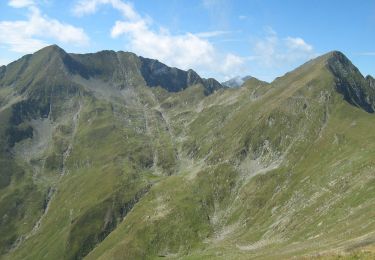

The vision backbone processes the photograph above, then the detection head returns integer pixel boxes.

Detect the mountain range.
[0,45,375,259]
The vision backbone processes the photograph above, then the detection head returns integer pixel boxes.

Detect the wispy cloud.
[73,0,246,80]
[252,28,316,68]
[195,30,232,38]
[0,1,89,53]
[8,0,35,8]
[71,2,315,81]
[357,52,375,56]
[73,0,140,20]
[285,37,313,52]
[202,0,231,29]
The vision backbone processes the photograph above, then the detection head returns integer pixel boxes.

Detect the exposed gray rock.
[366,75,375,89]
[327,51,375,113]
[140,57,222,94]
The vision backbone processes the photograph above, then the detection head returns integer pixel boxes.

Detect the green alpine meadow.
[0,44,374,259]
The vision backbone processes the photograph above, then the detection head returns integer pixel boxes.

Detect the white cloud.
[110,20,217,69]
[238,15,247,20]
[0,2,89,53]
[221,53,245,76]
[195,30,232,38]
[8,0,35,8]
[71,2,314,81]
[252,29,316,68]
[73,0,245,80]
[285,37,313,52]
[73,0,140,20]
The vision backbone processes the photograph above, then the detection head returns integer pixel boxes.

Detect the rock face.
[367,75,375,89]
[327,51,375,112]
[140,57,222,93]
[1,46,375,260]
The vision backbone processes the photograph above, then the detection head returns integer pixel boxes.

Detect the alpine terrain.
[0,45,374,259]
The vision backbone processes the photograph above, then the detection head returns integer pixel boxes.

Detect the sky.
[0,0,374,82]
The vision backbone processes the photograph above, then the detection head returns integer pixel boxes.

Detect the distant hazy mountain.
[221,75,259,87]
[1,46,375,259]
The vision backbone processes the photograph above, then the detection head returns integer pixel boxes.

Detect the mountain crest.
[37,44,66,54]
[366,75,375,88]
[326,50,375,112]
[1,46,375,259]
[0,45,224,96]
[139,57,222,94]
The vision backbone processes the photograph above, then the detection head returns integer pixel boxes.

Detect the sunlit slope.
[0,45,222,259]
[86,51,375,259]
[0,46,374,259]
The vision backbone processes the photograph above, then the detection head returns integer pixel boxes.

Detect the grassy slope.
[86,54,375,259]
[1,49,374,259]
[0,46,70,254]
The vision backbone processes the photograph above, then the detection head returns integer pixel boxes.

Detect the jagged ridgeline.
[0,45,374,259]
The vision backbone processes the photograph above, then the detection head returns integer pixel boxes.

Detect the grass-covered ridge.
[0,46,374,259]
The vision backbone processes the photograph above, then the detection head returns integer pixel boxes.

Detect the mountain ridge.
[0,46,375,259]
[3,45,224,95]
[326,51,375,112]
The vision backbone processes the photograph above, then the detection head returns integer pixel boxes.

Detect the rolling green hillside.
[0,46,374,259]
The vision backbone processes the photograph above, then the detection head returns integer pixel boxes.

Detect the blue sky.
[0,0,374,82]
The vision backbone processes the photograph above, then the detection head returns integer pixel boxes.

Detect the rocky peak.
[366,75,375,89]
[32,44,69,67]
[222,76,248,88]
[37,44,66,55]
[186,69,203,86]
[139,57,222,94]
[1,45,222,97]
[326,51,375,113]
[201,78,223,94]
[222,75,266,88]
